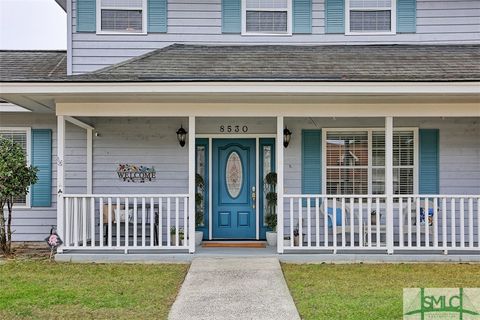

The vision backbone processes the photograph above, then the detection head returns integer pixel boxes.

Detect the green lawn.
[282,263,480,320]
[0,261,189,319]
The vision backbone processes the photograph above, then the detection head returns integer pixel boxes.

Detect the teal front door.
[212,139,256,239]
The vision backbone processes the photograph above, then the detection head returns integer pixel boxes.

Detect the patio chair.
[402,199,436,235]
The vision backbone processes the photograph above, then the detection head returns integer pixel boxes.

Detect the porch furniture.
[402,200,437,234]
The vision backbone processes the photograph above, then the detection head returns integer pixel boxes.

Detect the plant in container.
[264,172,277,246]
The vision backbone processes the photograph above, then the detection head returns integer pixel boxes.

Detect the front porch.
[54,113,480,256]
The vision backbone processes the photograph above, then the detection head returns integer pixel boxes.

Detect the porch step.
[202,241,267,248]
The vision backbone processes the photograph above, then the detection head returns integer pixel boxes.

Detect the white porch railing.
[282,195,480,253]
[61,194,191,251]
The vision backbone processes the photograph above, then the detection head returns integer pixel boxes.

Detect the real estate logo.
[403,288,480,319]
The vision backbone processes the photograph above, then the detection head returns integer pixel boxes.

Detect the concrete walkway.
[168,257,301,320]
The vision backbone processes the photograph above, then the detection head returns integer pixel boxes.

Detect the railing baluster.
[433,197,438,249]
[183,197,188,248]
[451,198,456,248]
[315,197,320,248]
[424,198,429,248]
[460,198,465,248]
[477,198,480,249]
[407,197,412,248]
[175,197,180,247]
[376,197,380,248]
[341,198,345,247]
[108,198,112,247]
[323,197,328,248]
[167,198,171,246]
[468,197,474,248]
[416,197,420,248]
[289,197,294,247]
[350,197,354,248]
[99,198,104,248]
[332,198,337,250]
[150,197,154,247]
[307,197,311,247]
[367,197,372,248]
[442,197,447,250]
[142,197,146,247]
[125,198,129,248]
[133,198,138,247]
[158,197,163,247]
[65,197,70,247]
[90,197,95,248]
[82,197,87,247]
[398,197,403,248]
[298,198,303,248]
[116,197,121,247]
[358,198,363,248]
[73,197,78,247]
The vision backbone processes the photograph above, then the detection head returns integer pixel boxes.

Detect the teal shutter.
[31,129,52,207]
[302,130,322,206]
[148,0,167,33]
[325,0,344,34]
[293,0,312,34]
[77,0,96,32]
[222,0,241,33]
[419,129,439,195]
[397,0,416,33]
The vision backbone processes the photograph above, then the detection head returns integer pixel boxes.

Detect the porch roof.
[0,50,67,81]
[67,44,480,82]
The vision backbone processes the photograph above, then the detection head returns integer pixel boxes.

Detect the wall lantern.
[283,126,292,148]
[176,125,187,147]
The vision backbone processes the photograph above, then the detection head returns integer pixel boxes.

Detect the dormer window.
[346,0,396,35]
[242,0,292,35]
[97,0,147,34]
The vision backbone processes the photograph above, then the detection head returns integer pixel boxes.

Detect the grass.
[0,261,189,319]
[282,263,480,320]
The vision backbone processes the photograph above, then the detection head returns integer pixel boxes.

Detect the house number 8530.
[220,125,248,133]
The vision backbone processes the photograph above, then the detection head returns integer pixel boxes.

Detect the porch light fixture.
[176,125,187,147]
[283,127,292,148]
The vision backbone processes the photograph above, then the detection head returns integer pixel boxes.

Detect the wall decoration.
[117,164,156,183]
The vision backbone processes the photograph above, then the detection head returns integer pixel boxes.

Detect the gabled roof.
[72,44,480,82]
[0,50,67,81]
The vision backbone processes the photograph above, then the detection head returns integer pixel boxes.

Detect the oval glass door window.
[226,151,243,198]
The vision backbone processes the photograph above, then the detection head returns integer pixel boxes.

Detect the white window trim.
[96,0,148,35]
[345,0,397,36]
[321,127,418,196]
[0,127,32,209]
[241,0,293,36]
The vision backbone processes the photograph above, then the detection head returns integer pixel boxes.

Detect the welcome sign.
[117,164,156,183]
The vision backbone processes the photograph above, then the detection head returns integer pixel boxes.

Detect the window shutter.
[325,0,345,34]
[419,129,439,195]
[148,0,167,33]
[293,0,312,34]
[302,130,322,206]
[397,0,416,33]
[77,0,96,32]
[31,129,52,207]
[222,0,241,33]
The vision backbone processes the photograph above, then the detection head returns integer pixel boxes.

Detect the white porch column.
[276,116,284,253]
[188,116,196,253]
[385,116,394,254]
[56,115,65,252]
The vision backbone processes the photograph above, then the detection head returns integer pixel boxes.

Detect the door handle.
[251,187,256,209]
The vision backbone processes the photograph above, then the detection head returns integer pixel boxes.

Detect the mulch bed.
[0,243,51,261]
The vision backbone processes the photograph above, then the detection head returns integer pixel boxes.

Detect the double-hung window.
[98,0,147,34]
[0,128,31,207]
[346,0,396,35]
[324,128,417,196]
[243,0,292,35]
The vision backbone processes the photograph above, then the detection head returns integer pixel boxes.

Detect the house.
[0,0,479,258]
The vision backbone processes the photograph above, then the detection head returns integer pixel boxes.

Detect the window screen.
[100,0,144,33]
[245,0,289,34]
[348,0,393,33]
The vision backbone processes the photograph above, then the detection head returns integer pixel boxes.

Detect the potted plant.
[293,228,300,246]
[179,228,185,246]
[264,172,277,246]
[170,227,177,246]
[195,173,205,246]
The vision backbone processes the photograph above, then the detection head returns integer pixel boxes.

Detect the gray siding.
[71,0,480,74]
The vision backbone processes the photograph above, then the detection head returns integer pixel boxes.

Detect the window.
[196,145,207,227]
[243,0,292,35]
[324,129,417,196]
[97,0,147,34]
[346,0,396,34]
[0,128,31,207]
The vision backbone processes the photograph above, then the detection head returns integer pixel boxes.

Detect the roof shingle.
[0,50,66,81]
